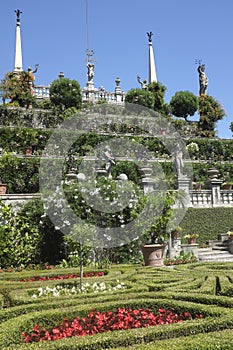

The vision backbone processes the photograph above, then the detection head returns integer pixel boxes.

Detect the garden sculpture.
[198,64,208,95]
[104,146,115,178]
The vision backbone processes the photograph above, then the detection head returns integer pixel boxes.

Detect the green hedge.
[1,264,233,349]
[180,207,233,243]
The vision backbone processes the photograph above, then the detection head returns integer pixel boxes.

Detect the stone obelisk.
[14,9,23,73]
[147,31,157,84]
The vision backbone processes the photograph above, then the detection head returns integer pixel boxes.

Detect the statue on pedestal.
[104,146,115,178]
[147,31,153,43]
[137,75,147,90]
[173,144,184,177]
[28,64,39,81]
[87,62,94,82]
[198,64,208,95]
[15,9,22,22]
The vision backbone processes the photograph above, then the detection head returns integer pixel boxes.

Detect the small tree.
[148,81,169,115]
[170,91,198,121]
[125,88,155,109]
[230,122,233,135]
[49,78,82,111]
[198,95,226,134]
[0,200,42,268]
[1,71,35,107]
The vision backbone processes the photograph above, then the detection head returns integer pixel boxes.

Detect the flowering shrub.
[31,280,125,298]
[22,307,203,343]
[20,271,105,282]
[164,252,198,266]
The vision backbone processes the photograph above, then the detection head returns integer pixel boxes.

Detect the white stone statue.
[137,75,147,90]
[198,64,208,95]
[87,62,94,82]
[104,146,115,178]
[174,145,184,177]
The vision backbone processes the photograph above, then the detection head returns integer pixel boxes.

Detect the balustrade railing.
[34,85,125,104]
[190,190,212,207]
[33,85,50,99]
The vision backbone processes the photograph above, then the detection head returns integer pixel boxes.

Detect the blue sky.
[1,0,233,138]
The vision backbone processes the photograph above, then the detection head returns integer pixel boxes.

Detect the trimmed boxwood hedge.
[1,264,233,349]
[180,207,233,244]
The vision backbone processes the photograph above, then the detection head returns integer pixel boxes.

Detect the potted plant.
[193,181,204,190]
[140,191,177,267]
[226,230,233,241]
[0,177,7,194]
[171,226,182,239]
[184,233,199,244]
[221,182,233,190]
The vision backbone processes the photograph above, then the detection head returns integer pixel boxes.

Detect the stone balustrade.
[0,188,233,208]
[190,190,212,207]
[33,85,50,99]
[34,85,125,105]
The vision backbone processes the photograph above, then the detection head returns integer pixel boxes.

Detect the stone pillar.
[14,9,23,73]
[206,167,223,206]
[96,168,107,177]
[181,243,199,258]
[140,167,154,194]
[177,175,191,207]
[170,237,182,258]
[115,77,123,103]
[147,32,157,84]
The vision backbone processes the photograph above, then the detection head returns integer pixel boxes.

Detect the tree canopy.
[1,71,35,107]
[170,91,198,121]
[49,78,82,111]
[125,88,155,109]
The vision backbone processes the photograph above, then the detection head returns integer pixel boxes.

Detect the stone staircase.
[198,237,233,262]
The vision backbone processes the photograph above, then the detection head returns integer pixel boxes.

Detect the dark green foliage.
[125,88,155,109]
[198,94,226,134]
[19,200,65,265]
[170,91,198,121]
[49,78,82,111]
[0,154,40,193]
[148,81,169,115]
[180,207,233,243]
[1,71,35,107]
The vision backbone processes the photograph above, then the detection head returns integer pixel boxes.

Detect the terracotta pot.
[171,230,180,239]
[188,238,196,244]
[141,244,166,267]
[222,184,232,190]
[0,184,7,194]
[24,147,33,155]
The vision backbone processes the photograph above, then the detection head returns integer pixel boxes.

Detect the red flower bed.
[20,271,105,282]
[22,307,203,343]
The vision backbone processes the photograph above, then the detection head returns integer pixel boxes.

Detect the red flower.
[22,307,203,343]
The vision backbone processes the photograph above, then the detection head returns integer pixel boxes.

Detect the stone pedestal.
[115,77,123,103]
[181,243,199,258]
[177,175,191,207]
[170,238,181,258]
[96,168,107,177]
[209,179,222,206]
[140,166,154,194]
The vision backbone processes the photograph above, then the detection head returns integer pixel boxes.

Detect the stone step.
[198,249,228,256]
[198,247,233,262]
[199,255,233,262]
[212,245,229,251]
